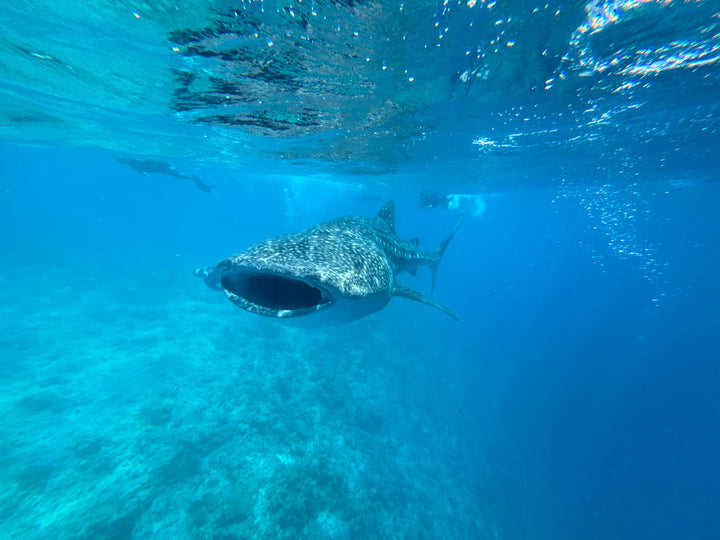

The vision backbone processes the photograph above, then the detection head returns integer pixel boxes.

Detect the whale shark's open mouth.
[220,268,333,317]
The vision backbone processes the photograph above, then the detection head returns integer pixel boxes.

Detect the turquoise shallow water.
[3,144,720,538]
[2,1,720,538]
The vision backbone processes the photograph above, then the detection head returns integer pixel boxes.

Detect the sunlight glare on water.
[0,0,716,185]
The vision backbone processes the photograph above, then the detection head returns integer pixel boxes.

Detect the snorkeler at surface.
[419,191,486,217]
[419,191,450,210]
[118,157,216,193]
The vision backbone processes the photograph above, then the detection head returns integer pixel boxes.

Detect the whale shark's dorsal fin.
[376,200,396,234]
[393,283,459,321]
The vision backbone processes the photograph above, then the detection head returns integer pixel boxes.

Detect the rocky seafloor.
[0,261,502,539]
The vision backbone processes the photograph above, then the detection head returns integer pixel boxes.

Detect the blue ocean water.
[1,1,719,539]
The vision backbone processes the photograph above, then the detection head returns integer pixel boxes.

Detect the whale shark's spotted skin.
[195,201,461,324]
[233,217,394,296]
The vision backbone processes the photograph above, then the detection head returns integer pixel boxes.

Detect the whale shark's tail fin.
[394,284,459,321]
[430,211,465,295]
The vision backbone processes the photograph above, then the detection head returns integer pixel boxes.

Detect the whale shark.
[194,201,462,324]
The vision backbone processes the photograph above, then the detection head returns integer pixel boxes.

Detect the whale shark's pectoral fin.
[393,283,458,321]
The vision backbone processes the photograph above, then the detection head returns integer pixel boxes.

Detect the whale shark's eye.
[221,270,328,311]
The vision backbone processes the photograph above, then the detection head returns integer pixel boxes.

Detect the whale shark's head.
[195,222,394,324]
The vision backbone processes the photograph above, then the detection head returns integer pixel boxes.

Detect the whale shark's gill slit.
[222,270,327,311]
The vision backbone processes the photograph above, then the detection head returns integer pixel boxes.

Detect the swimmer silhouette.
[118,158,216,193]
[419,191,485,217]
